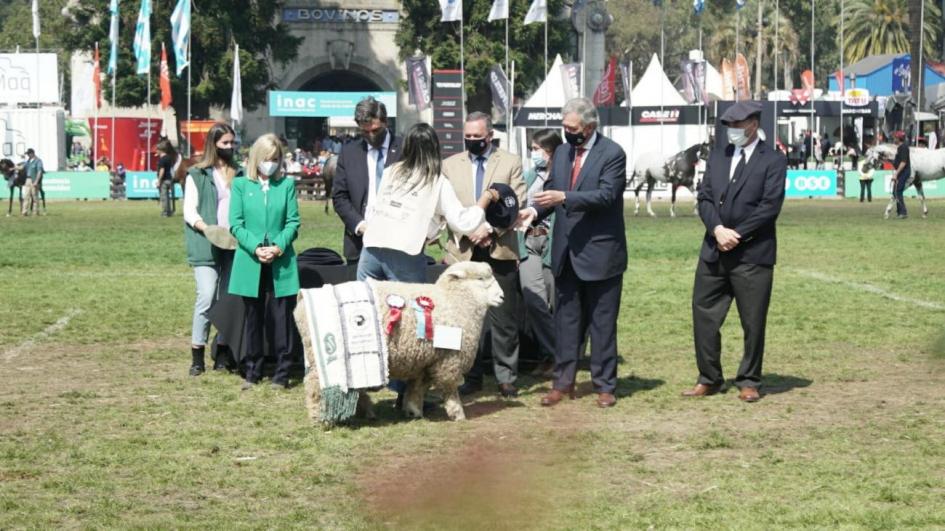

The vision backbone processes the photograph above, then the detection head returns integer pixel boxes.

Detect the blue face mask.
[531,150,546,168]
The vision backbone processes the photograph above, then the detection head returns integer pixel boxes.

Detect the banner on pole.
[231,44,243,123]
[170,0,191,76]
[561,63,581,101]
[439,0,462,22]
[488,65,511,115]
[524,0,547,25]
[405,56,432,111]
[734,53,750,100]
[592,56,617,107]
[488,0,509,21]
[160,44,173,110]
[108,0,119,75]
[133,0,152,76]
[721,58,735,101]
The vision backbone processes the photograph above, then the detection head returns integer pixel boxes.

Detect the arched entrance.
[285,69,391,150]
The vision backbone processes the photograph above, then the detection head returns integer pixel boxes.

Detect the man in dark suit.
[518,97,628,408]
[683,101,786,403]
[331,97,403,261]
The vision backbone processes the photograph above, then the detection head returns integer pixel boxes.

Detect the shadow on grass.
[931,331,945,361]
[345,394,525,428]
[762,373,814,395]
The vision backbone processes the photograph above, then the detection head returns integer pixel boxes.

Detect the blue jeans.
[894,176,908,217]
[356,246,427,396]
[356,247,428,283]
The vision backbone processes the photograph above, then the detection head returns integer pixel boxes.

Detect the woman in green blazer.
[229,133,301,390]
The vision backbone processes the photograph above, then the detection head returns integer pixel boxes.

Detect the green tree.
[395,0,572,114]
[0,0,302,126]
[840,0,940,65]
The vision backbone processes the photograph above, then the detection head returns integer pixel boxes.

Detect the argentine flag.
[170,0,191,75]
[694,0,705,14]
[524,0,546,25]
[440,0,462,22]
[133,0,152,75]
[107,0,119,75]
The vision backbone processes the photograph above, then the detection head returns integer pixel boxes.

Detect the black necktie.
[721,151,746,206]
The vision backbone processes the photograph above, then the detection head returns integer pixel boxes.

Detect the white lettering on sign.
[526,112,563,121]
[785,175,833,192]
[436,82,462,89]
[639,109,680,123]
[287,8,398,23]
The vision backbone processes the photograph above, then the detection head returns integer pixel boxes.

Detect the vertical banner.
[735,53,751,100]
[592,56,617,107]
[721,58,735,101]
[405,56,432,111]
[432,70,465,157]
[619,61,631,103]
[487,65,511,115]
[679,59,695,103]
[560,63,581,101]
[891,56,911,94]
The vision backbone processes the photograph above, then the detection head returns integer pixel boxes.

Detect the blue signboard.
[784,170,837,198]
[125,171,183,199]
[892,56,911,94]
[268,91,398,118]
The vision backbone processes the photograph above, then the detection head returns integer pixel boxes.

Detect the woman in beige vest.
[358,123,496,283]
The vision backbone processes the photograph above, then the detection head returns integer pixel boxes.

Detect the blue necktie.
[475,156,486,198]
[375,146,385,191]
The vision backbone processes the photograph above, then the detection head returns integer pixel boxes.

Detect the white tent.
[704,61,724,101]
[522,54,567,109]
[622,54,686,107]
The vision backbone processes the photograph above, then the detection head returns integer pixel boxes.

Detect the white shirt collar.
[735,136,760,161]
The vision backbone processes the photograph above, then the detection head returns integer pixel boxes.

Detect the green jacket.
[228,176,301,298]
[184,165,244,266]
[519,167,554,268]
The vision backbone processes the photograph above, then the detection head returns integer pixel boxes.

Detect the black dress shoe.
[458,381,483,397]
[189,365,205,377]
[270,381,289,390]
[498,383,518,398]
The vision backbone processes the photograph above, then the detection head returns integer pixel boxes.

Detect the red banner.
[93,44,102,110]
[721,58,735,100]
[592,56,617,107]
[91,117,163,171]
[160,44,173,110]
[735,53,751,100]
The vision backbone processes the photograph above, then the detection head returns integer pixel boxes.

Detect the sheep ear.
[441,264,470,282]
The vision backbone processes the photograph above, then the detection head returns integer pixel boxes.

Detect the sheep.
[294,261,505,425]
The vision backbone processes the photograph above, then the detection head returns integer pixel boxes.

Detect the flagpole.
[840,0,844,163]
[916,0,925,147]
[111,64,116,171]
[94,42,99,166]
[810,0,814,146]
[510,59,516,153]
[774,0,779,147]
[505,16,510,138]
[147,66,152,171]
[187,18,192,159]
[460,16,465,115]
[543,17,548,126]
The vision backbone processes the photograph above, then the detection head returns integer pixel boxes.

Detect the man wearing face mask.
[442,111,526,399]
[516,97,627,409]
[331,97,403,262]
[683,101,786,403]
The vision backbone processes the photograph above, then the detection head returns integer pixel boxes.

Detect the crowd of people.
[173,95,794,410]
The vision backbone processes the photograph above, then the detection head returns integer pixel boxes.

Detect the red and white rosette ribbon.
[385,294,406,336]
[415,296,435,340]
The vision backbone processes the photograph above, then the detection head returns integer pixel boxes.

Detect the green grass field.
[2,198,944,529]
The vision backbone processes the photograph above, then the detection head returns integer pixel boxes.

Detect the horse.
[632,143,710,218]
[1,158,26,216]
[863,144,945,219]
[319,154,337,214]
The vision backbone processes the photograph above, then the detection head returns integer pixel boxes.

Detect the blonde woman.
[183,123,241,376]
[228,134,301,390]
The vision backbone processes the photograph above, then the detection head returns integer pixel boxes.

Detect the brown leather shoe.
[681,383,722,397]
[738,387,761,402]
[540,385,575,407]
[596,392,616,408]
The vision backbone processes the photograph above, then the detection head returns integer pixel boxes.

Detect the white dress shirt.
[355,130,392,235]
[469,144,495,196]
[729,136,760,181]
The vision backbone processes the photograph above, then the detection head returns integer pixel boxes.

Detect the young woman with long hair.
[358,122,497,282]
[182,122,241,376]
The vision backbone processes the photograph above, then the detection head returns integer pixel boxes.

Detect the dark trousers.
[242,264,297,385]
[465,253,521,386]
[692,258,773,389]
[859,179,873,202]
[553,257,622,394]
[894,176,908,216]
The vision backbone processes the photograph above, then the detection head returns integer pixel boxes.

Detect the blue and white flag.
[133,0,152,75]
[170,0,190,76]
[735,0,746,9]
[694,0,705,14]
[31,0,40,39]
[107,0,119,75]
[488,0,508,21]
[440,0,462,22]
[231,44,243,123]
[524,0,546,25]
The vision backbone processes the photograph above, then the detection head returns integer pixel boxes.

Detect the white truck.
[0,107,66,170]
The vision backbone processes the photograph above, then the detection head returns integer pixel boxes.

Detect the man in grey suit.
[683,101,786,403]
[518,97,628,408]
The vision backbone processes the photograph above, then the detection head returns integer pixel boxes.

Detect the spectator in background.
[859,157,874,203]
[928,126,939,150]
[156,139,181,217]
[228,134,301,390]
[183,123,241,377]
[22,148,44,216]
[519,128,562,377]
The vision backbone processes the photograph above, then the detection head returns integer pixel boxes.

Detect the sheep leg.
[442,388,466,421]
[402,374,428,419]
[302,368,322,423]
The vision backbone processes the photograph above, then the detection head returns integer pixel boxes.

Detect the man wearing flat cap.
[683,101,786,403]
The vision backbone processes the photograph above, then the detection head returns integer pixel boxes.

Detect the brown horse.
[1,159,26,216]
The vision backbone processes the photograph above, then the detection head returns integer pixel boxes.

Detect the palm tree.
[840,0,941,65]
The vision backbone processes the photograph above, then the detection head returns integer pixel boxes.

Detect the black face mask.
[217,147,234,162]
[465,138,489,156]
[565,130,587,147]
[364,129,387,149]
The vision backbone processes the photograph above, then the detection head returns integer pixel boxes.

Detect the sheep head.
[436,261,504,308]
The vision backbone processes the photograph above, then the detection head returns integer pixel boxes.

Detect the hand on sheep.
[468,223,492,246]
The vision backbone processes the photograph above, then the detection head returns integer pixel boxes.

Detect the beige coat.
[441,148,525,263]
